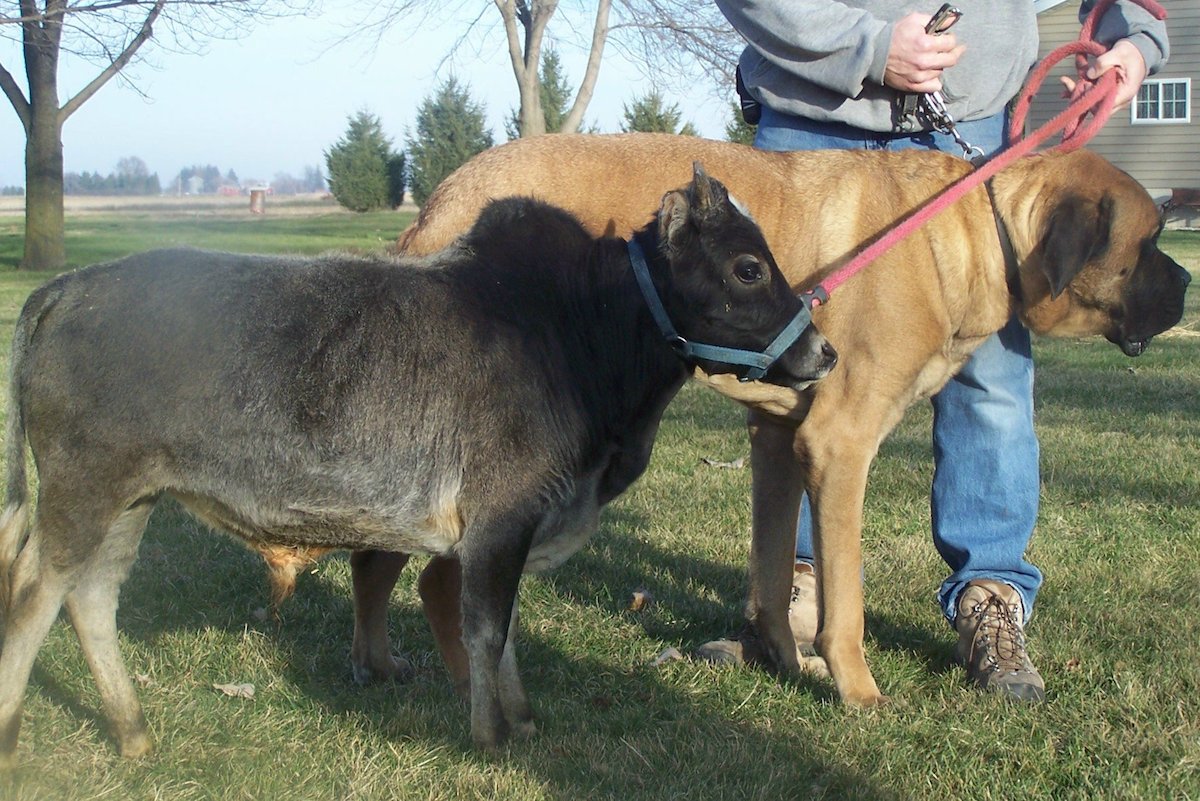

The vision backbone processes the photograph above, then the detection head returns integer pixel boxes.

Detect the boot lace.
[968,595,1030,675]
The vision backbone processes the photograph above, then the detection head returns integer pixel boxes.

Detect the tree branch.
[561,0,609,134]
[495,0,529,84]
[0,61,32,131]
[59,0,164,121]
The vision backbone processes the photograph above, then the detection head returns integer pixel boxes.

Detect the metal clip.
[920,92,985,162]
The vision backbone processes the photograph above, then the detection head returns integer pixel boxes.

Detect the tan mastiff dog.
[355,132,1187,706]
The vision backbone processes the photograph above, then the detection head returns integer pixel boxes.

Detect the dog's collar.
[985,179,1022,301]
[626,238,818,382]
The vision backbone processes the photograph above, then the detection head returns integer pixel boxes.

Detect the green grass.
[0,208,1198,800]
[0,199,410,270]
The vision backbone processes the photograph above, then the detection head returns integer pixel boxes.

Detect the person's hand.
[883,12,966,93]
[1060,39,1148,109]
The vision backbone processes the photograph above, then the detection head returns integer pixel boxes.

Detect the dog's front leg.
[804,426,886,707]
[350,550,411,684]
[745,411,806,675]
[418,554,470,697]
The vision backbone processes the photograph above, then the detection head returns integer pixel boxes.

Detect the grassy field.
[0,202,1197,801]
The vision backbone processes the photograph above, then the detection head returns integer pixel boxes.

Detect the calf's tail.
[1,282,61,614]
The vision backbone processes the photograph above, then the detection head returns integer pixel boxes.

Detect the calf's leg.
[0,492,119,768]
[0,547,73,770]
[63,502,156,758]
[458,519,532,751]
[418,555,531,735]
[497,605,534,737]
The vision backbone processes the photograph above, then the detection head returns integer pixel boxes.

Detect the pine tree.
[325,110,405,213]
[407,78,495,207]
[620,91,698,136]
[725,102,757,146]
[505,48,574,140]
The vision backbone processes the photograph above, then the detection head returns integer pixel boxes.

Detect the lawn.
[0,204,1197,801]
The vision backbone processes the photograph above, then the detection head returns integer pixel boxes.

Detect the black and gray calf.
[0,166,836,760]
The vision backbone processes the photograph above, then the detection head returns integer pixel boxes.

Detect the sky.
[0,3,735,190]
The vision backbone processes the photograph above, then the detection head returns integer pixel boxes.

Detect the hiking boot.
[696,561,819,665]
[789,561,818,656]
[954,579,1046,702]
[694,624,765,666]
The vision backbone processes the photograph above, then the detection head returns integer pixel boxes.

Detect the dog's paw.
[842,689,890,708]
[351,653,413,686]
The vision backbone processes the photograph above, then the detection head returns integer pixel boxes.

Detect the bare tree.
[364,0,739,140]
[0,0,306,269]
[610,0,742,91]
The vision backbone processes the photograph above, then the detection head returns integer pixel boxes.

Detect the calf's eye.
[733,256,764,284]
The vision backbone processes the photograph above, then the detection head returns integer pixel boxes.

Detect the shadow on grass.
[22,498,904,799]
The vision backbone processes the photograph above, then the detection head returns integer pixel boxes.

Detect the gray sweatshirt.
[716,1,1171,133]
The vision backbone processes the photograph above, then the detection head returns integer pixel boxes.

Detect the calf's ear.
[658,190,691,250]
[1039,193,1114,298]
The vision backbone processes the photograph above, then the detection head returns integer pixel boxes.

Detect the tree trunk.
[3,0,163,269]
[22,110,66,270]
[560,0,610,134]
[15,0,67,270]
[498,0,556,138]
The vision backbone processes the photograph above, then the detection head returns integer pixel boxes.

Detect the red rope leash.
[809,0,1167,303]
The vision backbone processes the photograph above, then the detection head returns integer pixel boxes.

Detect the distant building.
[1031,0,1198,220]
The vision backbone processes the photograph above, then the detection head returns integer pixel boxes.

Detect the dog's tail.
[1,281,62,614]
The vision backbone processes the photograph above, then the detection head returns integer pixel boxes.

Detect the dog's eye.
[733,256,764,284]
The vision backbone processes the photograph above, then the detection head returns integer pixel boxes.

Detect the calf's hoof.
[118,731,154,759]
[471,719,509,753]
[510,719,537,739]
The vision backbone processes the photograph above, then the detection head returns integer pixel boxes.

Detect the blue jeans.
[756,107,1044,623]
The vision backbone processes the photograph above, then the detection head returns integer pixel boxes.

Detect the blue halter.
[627,239,825,382]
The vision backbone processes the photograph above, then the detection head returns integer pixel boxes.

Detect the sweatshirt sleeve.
[715,0,895,97]
[1081,0,1171,75]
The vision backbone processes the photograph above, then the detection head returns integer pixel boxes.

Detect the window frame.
[1130,77,1192,125]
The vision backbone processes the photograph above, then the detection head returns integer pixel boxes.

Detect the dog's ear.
[1039,193,1114,298]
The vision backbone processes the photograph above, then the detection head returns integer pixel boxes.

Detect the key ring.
[921,92,985,162]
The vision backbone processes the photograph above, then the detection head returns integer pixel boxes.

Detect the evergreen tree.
[325,110,405,213]
[407,78,495,207]
[386,154,407,208]
[620,91,698,136]
[725,102,757,146]
[505,48,573,140]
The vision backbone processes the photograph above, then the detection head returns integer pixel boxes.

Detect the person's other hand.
[883,12,966,93]
[1060,39,1148,109]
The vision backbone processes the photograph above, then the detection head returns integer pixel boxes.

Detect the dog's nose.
[1182,268,1193,288]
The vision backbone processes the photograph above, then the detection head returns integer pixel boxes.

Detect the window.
[1132,78,1191,124]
